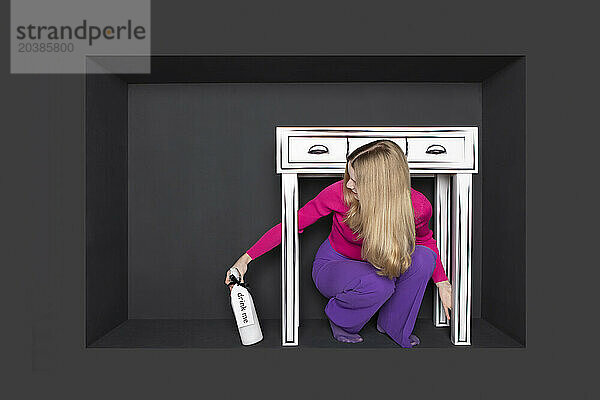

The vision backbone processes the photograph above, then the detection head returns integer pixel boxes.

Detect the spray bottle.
[227,267,263,345]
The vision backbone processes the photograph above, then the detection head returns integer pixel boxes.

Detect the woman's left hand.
[436,280,452,320]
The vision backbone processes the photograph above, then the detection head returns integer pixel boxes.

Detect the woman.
[225,140,452,348]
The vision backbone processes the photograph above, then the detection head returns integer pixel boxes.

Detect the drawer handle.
[425,144,447,155]
[308,144,329,155]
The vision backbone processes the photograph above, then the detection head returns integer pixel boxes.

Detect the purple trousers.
[312,238,437,348]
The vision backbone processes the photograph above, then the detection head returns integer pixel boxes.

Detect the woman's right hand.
[225,253,252,290]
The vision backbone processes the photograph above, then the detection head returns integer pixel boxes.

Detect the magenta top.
[246,180,448,283]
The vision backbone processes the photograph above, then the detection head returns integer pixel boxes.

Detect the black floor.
[89,318,523,349]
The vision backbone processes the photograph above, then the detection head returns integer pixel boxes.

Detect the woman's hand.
[436,280,452,320]
[225,253,252,291]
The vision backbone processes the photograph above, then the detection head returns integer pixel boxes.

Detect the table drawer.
[348,137,407,155]
[407,137,465,163]
[288,137,348,163]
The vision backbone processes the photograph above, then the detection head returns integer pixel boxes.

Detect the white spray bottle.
[228,267,263,345]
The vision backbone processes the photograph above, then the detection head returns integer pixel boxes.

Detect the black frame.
[85,55,526,348]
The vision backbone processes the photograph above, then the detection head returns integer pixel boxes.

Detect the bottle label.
[231,286,255,328]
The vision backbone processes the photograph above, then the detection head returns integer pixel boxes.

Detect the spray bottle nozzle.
[227,267,249,288]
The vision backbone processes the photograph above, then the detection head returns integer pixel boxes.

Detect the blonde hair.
[343,140,416,279]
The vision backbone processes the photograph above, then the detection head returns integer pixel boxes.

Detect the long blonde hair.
[343,140,416,279]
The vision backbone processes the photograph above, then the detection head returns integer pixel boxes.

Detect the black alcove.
[86,56,525,348]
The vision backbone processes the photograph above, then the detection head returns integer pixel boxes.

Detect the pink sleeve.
[413,193,448,284]
[246,182,339,260]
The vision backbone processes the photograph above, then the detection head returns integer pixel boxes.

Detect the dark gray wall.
[482,58,526,344]
[23,0,593,392]
[127,82,482,319]
[85,72,128,345]
[120,56,515,84]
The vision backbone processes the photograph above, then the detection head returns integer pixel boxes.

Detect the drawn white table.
[276,126,478,346]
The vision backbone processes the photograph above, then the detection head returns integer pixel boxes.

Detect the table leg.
[434,174,451,327]
[451,174,472,345]
[281,174,299,346]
